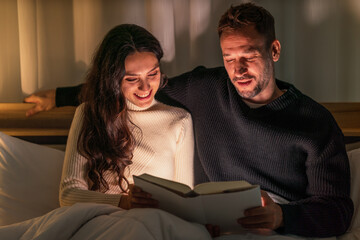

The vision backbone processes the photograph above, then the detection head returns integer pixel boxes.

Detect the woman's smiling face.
[121,51,161,108]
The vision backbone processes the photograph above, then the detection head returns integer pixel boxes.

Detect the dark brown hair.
[78,24,164,193]
[218,3,276,48]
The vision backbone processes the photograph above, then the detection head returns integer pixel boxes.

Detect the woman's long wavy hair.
[78,24,164,193]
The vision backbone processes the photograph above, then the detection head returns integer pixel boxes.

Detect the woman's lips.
[134,90,152,100]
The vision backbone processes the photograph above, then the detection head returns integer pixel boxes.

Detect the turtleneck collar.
[126,98,157,111]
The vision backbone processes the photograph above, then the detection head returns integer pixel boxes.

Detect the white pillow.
[0,132,65,226]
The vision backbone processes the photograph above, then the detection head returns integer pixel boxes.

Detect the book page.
[201,185,261,234]
[134,176,207,223]
[193,180,253,195]
[134,175,262,234]
[134,174,192,196]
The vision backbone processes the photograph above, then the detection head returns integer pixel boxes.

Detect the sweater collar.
[228,78,302,116]
[126,99,157,111]
[263,79,301,111]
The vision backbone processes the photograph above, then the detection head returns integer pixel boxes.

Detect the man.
[24,3,353,238]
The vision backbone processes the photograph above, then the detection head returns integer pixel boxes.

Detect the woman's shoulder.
[74,103,85,116]
[153,101,192,120]
[69,103,86,125]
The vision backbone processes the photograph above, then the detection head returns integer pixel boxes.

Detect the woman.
[59,24,194,210]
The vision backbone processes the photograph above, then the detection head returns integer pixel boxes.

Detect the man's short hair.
[218,3,276,48]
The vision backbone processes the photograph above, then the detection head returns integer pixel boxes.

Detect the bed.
[0,102,359,240]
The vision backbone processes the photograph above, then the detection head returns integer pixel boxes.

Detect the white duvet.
[0,202,211,240]
[0,202,340,240]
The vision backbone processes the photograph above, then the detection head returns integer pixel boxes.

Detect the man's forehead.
[221,36,263,52]
[220,27,263,41]
[220,29,265,52]
[220,23,258,35]
[222,45,260,56]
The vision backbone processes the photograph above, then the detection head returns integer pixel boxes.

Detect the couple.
[26,3,353,238]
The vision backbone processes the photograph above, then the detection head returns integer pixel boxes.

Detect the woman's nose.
[139,80,150,91]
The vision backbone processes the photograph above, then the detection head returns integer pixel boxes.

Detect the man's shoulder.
[277,80,327,109]
[287,88,336,124]
[171,66,227,81]
[276,80,334,120]
[186,65,227,78]
[301,95,334,118]
[293,90,329,112]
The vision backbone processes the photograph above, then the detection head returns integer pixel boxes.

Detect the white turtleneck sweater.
[59,99,194,207]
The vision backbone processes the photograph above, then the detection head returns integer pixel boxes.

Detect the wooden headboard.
[321,103,360,136]
[1,102,360,148]
[0,103,76,149]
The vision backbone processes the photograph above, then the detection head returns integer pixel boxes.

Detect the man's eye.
[246,56,257,62]
[225,59,234,63]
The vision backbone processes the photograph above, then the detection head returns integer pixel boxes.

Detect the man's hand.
[23,89,56,117]
[205,224,220,237]
[237,190,283,230]
[119,185,159,210]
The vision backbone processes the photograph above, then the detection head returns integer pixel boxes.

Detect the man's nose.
[234,60,247,76]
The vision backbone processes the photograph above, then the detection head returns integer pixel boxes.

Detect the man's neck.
[243,86,285,105]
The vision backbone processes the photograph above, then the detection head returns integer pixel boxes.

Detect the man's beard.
[232,74,263,99]
[233,60,273,100]
[235,83,262,99]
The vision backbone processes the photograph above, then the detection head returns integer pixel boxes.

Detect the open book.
[133,173,261,234]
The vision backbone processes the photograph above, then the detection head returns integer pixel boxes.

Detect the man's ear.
[271,40,281,62]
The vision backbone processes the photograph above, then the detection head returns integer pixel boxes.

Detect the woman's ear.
[271,40,281,62]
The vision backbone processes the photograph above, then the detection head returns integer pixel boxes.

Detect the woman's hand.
[119,185,159,210]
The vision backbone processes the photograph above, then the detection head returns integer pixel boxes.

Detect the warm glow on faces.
[220,25,281,104]
[121,51,161,108]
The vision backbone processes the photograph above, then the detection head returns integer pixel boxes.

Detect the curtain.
[0,0,359,102]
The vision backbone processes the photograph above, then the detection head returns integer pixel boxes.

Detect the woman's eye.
[125,78,137,82]
[148,71,158,77]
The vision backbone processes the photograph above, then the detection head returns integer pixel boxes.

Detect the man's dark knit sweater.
[156,66,353,237]
[56,66,353,237]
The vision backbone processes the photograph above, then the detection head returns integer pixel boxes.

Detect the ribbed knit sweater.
[59,100,194,207]
[156,66,353,237]
[56,66,353,237]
